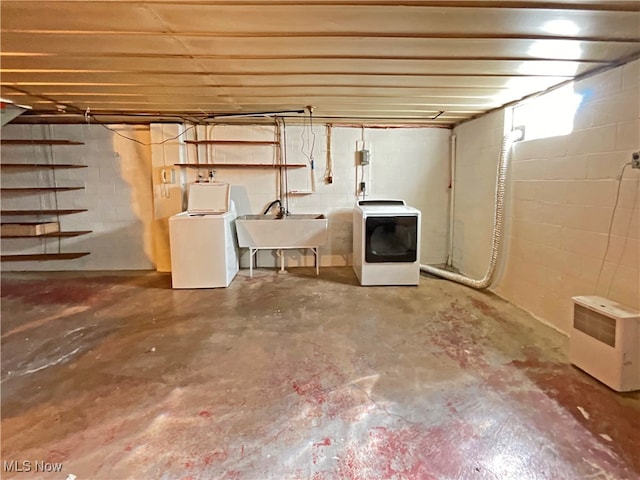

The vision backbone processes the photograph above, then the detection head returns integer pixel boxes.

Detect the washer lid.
[188,182,230,214]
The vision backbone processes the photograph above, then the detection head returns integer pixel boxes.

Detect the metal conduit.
[420,127,524,289]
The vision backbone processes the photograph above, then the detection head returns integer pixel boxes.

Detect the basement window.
[512,83,583,141]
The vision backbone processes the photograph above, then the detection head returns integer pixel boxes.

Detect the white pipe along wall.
[420,128,524,289]
[446,133,457,267]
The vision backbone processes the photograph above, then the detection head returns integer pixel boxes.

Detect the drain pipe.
[277,249,288,274]
[420,127,524,289]
[446,133,457,267]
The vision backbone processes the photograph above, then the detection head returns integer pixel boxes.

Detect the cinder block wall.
[1,124,155,271]
[151,124,451,270]
[2,123,451,272]
[453,59,640,333]
[451,110,507,279]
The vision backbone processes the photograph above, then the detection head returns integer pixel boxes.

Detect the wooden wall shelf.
[184,140,278,145]
[1,187,84,192]
[1,163,87,169]
[1,230,92,239]
[1,139,84,145]
[1,209,88,216]
[174,163,305,168]
[1,252,90,261]
[2,137,91,263]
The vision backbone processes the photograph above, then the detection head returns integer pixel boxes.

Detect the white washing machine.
[169,183,239,289]
[353,199,421,286]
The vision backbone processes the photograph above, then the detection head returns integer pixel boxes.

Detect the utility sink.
[236,214,328,248]
[236,214,328,276]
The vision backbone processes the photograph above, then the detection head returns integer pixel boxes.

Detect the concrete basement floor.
[1,268,639,480]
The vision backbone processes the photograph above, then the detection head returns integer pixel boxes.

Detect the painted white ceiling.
[1,1,639,125]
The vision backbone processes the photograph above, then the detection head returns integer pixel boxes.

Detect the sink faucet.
[264,199,287,219]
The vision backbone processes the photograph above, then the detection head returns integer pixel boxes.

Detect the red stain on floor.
[104,426,119,444]
[292,377,327,405]
[198,410,213,418]
[202,449,228,465]
[221,471,241,480]
[314,437,331,447]
[47,448,70,462]
[336,424,471,480]
[325,389,366,421]
[428,302,488,370]
[312,437,332,465]
[470,297,498,317]
[469,297,521,334]
[287,347,370,423]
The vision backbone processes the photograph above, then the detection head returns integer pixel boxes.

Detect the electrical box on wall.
[358,149,370,165]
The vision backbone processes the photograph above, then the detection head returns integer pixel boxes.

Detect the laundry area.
[1,2,640,479]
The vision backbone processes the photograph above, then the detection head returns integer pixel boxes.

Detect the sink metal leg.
[312,247,319,275]
[249,248,258,278]
[246,247,321,277]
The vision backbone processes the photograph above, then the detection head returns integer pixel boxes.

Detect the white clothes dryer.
[353,200,421,286]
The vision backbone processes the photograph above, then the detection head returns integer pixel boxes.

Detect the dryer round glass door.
[365,215,418,263]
